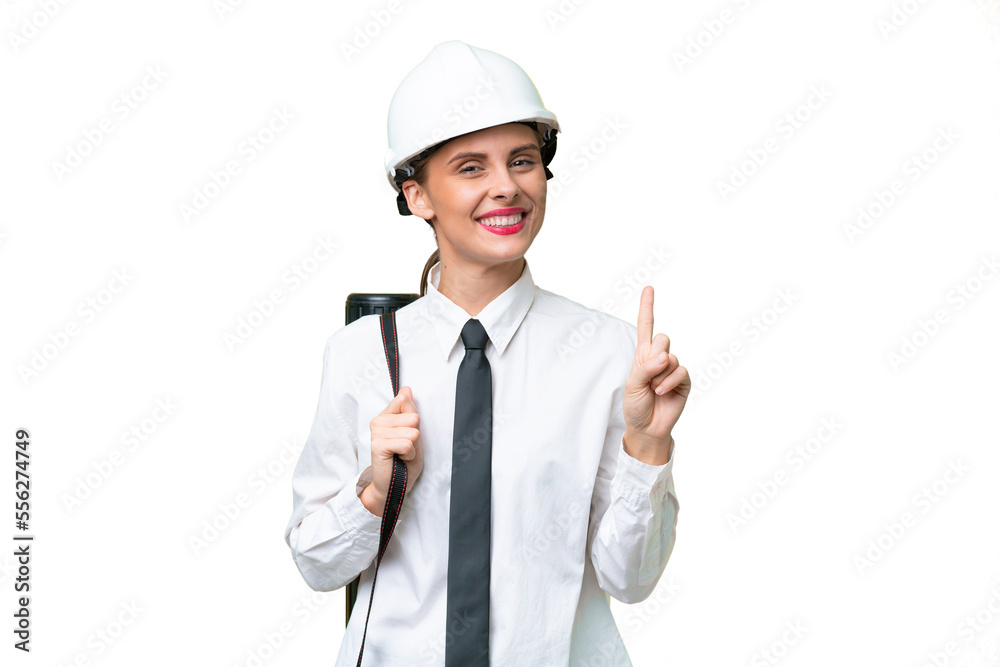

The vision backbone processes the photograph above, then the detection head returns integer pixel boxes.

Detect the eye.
[458,158,536,174]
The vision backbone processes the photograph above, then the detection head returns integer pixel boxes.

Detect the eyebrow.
[447,143,541,165]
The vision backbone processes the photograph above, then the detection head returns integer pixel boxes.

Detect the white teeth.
[478,214,523,226]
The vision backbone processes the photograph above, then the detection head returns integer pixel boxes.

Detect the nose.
[487,164,520,202]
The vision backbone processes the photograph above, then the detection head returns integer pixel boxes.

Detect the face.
[402,122,547,273]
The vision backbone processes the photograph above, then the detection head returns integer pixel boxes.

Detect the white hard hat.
[385,40,560,216]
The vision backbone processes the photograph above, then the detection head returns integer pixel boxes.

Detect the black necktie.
[446,318,492,666]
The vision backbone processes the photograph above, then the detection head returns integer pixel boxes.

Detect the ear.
[401,180,434,220]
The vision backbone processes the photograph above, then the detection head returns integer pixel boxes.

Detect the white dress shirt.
[284,258,679,666]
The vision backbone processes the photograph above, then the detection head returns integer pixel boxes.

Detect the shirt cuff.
[611,435,675,510]
[332,466,383,552]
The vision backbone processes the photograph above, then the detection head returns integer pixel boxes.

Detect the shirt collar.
[424,258,535,361]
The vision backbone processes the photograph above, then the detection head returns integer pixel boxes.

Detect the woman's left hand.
[622,285,690,466]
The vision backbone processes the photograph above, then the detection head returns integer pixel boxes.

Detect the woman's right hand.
[360,386,424,517]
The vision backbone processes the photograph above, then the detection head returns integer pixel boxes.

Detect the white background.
[2,0,1000,665]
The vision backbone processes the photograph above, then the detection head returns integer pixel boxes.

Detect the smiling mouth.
[476,212,527,227]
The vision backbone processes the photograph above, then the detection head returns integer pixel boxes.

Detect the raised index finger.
[637,285,654,347]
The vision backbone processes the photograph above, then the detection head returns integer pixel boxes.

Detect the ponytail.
[420,248,440,297]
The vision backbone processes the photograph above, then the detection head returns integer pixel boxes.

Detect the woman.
[285,40,689,666]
